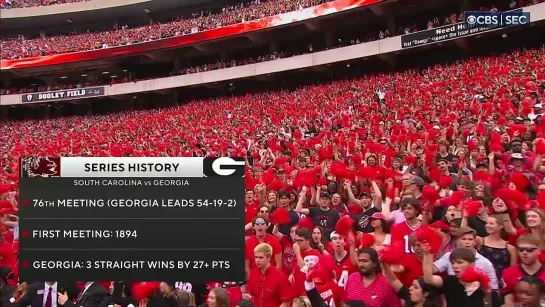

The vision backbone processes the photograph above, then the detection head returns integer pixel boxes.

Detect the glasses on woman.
[260,210,269,214]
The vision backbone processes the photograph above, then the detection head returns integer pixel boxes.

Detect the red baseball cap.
[370,212,386,220]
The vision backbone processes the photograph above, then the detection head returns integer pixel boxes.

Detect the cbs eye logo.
[204,157,246,177]
[466,15,477,25]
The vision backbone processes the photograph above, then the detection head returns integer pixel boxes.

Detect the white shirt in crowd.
[434,251,499,289]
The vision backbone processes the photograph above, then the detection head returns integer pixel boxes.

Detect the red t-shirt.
[280,235,295,276]
[502,264,545,301]
[247,266,292,307]
[245,202,259,236]
[331,253,357,288]
[391,221,421,255]
[0,241,16,269]
[292,249,322,297]
[245,234,282,270]
[316,280,344,307]
[397,254,423,287]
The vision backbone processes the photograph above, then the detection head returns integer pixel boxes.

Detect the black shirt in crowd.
[440,275,485,307]
[308,207,340,236]
[354,207,379,233]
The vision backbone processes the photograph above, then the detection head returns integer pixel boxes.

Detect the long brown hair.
[527,208,545,249]
[210,287,230,307]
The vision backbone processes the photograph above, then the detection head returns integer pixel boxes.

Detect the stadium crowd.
[0,0,86,9]
[1,40,545,306]
[3,0,540,61]
[0,0,332,59]
[0,3,524,96]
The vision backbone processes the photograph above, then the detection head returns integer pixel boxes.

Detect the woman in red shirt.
[273,224,297,276]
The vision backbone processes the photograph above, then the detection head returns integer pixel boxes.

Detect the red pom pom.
[358,166,377,179]
[422,185,440,209]
[463,201,483,218]
[262,168,275,185]
[245,176,259,190]
[335,215,354,237]
[510,173,530,192]
[318,176,328,186]
[415,226,442,254]
[535,139,545,155]
[404,155,417,166]
[473,170,490,183]
[378,242,404,264]
[0,200,13,209]
[495,188,529,211]
[460,267,491,292]
[133,282,161,302]
[268,179,284,191]
[429,220,452,232]
[271,207,291,225]
[360,233,376,248]
[439,175,453,189]
[293,170,317,190]
[298,217,314,230]
[450,191,465,207]
[330,161,348,178]
[428,167,441,183]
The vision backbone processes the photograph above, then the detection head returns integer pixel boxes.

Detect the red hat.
[370,212,386,220]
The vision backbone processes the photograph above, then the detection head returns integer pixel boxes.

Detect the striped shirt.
[344,273,401,307]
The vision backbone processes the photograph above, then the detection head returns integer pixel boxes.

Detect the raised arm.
[295,187,310,215]
[423,243,443,287]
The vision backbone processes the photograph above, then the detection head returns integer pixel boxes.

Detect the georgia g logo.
[204,157,245,177]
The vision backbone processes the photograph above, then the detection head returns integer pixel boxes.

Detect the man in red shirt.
[329,231,357,288]
[391,198,421,255]
[344,248,401,307]
[502,234,545,306]
[245,215,282,279]
[394,233,424,287]
[291,227,322,297]
[245,189,259,238]
[244,243,292,307]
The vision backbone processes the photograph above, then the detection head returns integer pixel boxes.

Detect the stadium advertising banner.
[401,9,526,49]
[18,156,246,281]
[401,22,498,48]
[1,0,382,70]
[21,87,105,103]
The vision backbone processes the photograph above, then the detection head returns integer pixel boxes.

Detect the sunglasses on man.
[518,247,538,253]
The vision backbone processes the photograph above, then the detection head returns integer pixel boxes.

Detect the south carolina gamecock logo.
[21,157,61,178]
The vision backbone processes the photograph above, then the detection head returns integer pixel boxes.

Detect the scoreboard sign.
[18,157,245,282]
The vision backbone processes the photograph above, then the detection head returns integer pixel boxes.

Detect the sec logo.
[203,157,245,177]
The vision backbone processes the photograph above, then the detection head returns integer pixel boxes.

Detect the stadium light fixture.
[60,76,68,79]
[144,8,151,13]
[66,18,73,23]
[102,71,110,74]
[81,74,87,77]
[111,75,118,78]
